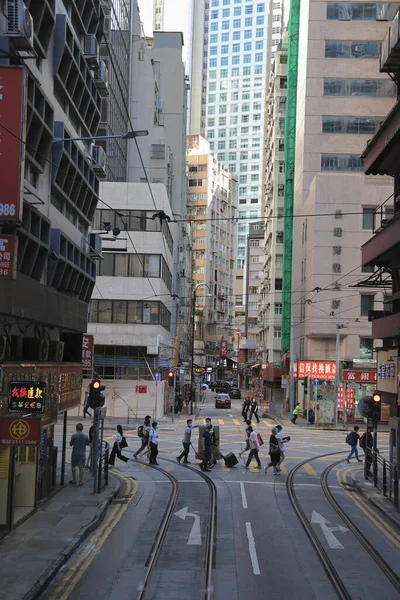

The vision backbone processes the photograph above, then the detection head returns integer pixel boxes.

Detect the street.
[36,392,400,600]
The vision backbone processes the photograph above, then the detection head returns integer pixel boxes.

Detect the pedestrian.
[239,419,252,457]
[133,415,152,459]
[265,427,281,475]
[242,398,250,422]
[244,426,262,470]
[346,425,363,463]
[149,421,159,465]
[176,419,199,464]
[85,425,94,469]
[83,393,92,418]
[69,423,89,486]
[360,428,374,474]
[275,424,289,471]
[205,417,218,466]
[175,394,184,415]
[201,423,213,471]
[250,397,260,423]
[291,402,301,424]
[108,425,129,467]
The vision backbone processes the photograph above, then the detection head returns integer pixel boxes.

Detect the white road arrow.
[311,511,348,549]
[174,506,202,545]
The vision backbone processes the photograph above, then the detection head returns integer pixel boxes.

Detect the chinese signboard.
[220,340,228,357]
[378,363,395,379]
[59,366,83,412]
[343,371,376,382]
[338,387,355,410]
[82,334,94,369]
[0,235,17,279]
[8,381,46,413]
[0,67,26,222]
[0,417,41,446]
[136,385,147,394]
[295,361,336,381]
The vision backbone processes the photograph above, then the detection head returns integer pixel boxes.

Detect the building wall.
[292,0,396,362]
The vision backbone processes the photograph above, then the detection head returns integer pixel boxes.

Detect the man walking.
[244,426,262,470]
[291,402,301,424]
[205,417,218,466]
[275,424,289,471]
[360,428,373,473]
[176,419,199,464]
[242,398,250,422]
[133,415,152,459]
[250,397,260,423]
[239,419,252,457]
[346,425,363,463]
[149,421,159,465]
[70,423,89,486]
[201,423,213,472]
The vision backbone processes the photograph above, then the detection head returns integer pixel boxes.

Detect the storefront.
[340,370,377,422]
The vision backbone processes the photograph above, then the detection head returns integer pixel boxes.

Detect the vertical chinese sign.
[0,235,17,279]
[82,334,94,370]
[0,67,26,222]
[220,340,228,357]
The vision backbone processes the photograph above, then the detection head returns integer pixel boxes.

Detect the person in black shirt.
[346,425,362,463]
[201,424,213,472]
[360,428,373,474]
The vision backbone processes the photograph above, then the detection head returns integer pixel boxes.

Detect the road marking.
[303,463,317,476]
[262,420,272,428]
[174,506,202,545]
[218,419,225,425]
[311,510,348,549]
[240,481,248,508]
[245,522,260,575]
[136,479,206,483]
[279,464,288,474]
[165,464,174,471]
[233,419,240,426]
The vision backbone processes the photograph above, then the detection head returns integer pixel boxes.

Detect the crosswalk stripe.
[233,419,240,426]
[218,419,225,425]
[262,420,272,428]
[303,463,317,476]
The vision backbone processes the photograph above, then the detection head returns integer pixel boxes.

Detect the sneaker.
[255,465,262,469]
[357,460,363,463]
[183,461,191,464]
[176,457,181,464]
[133,454,138,460]
[346,459,350,463]
[69,480,76,484]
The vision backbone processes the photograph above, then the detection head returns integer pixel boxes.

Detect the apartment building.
[244,222,265,366]
[187,135,237,372]
[259,41,287,366]
[291,0,398,365]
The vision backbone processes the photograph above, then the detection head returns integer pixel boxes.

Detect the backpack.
[345,432,352,445]
[360,433,366,451]
[137,425,144,438]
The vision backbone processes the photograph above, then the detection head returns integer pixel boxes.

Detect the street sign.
[313,378,319,386]
[154,372,160,381]
[0,417,41,446]
[8,381,46,413]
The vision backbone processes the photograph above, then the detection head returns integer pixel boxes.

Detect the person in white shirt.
[108,425,129,466]
[149,421,159,465]
[244,426,262,469]
[275,424,290,472]
[176,419,199,464]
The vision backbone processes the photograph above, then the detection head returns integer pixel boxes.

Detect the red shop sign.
[0,417,41,447]
[296,361,336,380]
[0,235,17,279]
[343,371,376,382]
[220,340,228,357]
[82,334,94,369]
[0,67,26,222]
[136,386,147,394]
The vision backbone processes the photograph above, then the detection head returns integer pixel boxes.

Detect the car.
[230,388,241,399]
[215,393,231,409]
[215,381,232,394]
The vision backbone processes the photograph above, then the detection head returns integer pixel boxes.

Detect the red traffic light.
[92,380,100,389]
[168,371,174,377]
[372,392,381,402]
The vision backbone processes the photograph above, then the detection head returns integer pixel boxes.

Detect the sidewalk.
[0,474,121,600]
[351,468,400,529]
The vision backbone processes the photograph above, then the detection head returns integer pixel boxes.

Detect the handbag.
[257,433,264,446]
[120,436,128,449]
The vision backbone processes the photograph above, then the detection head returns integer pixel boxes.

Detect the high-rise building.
[187,135,237,373]
[290,0,397,367]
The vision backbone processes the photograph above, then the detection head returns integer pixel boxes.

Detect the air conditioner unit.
[92,145,107,177]
[49,341,64,362]
[84,33,99,66]
[89,233,102,256]
[354,45,364,52]
[6,0,34,51]
[24,338,49,361]
[0,335,6,361]
[94,60,109,95]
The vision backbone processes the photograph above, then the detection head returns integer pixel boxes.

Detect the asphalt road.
[42,392,398,600]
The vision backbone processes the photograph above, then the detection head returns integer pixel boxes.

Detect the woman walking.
[244,426,262,470]
[109,425,129,467]
[265,427,281,475]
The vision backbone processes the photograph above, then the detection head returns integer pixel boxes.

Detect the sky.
[137,0,153,36]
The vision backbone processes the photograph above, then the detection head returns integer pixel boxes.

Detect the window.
[257,3,265,12]
[232,43,240,52]
[245,5,253,13]
[232,55,240,65]
[362,207,374,229]
[234,6,241,15]
[275,278,282,290]
[276,231,283,244]
[360,294,374,317]
[255,53,263,62]
[274,303,282,315]
[321,154,364,171]
[245,17,252,26]
[221,68,228,77]
[256,15,264,24]
[322,116,382,134]
[221,44,229,54]
[325,41,380,58]
[233,18,241,27]
[243,54,251,63]
[209,58,217,67]
[323,78,396,97]
[326,2,397,21]
[221,57,228,66]
[233,31,240,40]
[210,22,218,31]
[222,20,229,29]
[274,328,282,339]
[255,40,263,50]
[211,10,218,18]
[210,34,218,43]
[244,42,252,52]
[256,28,264,37]
[90,300,171,330]
[222,8,230,16]
[360,337,373,359]
[244,29,252,38]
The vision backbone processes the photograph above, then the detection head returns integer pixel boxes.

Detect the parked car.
[230,388,241,399]
[215,393,231,409]
[215,381,232,393]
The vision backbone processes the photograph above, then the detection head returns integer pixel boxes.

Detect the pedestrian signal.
[168,371,175,387]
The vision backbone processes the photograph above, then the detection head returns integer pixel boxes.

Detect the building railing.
[365,448,399,509]
[372,193,396,233]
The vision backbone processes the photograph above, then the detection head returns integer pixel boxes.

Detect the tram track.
[287,451,400,600]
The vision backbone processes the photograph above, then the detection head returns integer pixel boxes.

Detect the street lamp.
[190,283,212,414]
[52,130,149,143]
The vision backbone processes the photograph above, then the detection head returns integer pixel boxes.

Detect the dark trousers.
[291,414,298,424]
[134,437,149,457]
[201,449,211,471]
[250,408,260,423]
[109,443,128,465]
[149,442,158,464]
[246,449,261,467]
[242,407,249,421]
[178,442,190,462]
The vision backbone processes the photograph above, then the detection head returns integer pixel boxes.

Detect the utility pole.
[289,314,295,414]
[333,304,341,427]
[190,288,196,416]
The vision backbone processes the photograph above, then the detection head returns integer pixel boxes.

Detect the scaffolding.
[281,0,300,352]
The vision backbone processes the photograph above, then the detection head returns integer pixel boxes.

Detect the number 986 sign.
[0,204,16,217]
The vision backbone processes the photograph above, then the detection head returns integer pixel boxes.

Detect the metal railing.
[97,440,109,493]
[365,448,399,509]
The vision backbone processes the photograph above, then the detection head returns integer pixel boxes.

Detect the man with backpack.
[346,425,363,463]
[133,415,152,460]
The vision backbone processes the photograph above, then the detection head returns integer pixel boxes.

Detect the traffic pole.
[333,304,341,426]
[289,314,295,415]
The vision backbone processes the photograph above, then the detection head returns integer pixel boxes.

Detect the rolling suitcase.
[223,452,239,468]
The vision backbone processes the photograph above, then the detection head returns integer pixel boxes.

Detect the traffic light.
[357,396,372,418]
[168,371,175,387]
[301,377,308,394]
[370,391,382,422]
[88,379,106,409]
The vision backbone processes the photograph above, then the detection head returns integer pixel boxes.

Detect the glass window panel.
[97,300,111,322]
[129,254,144,277]
[99,253,114,276]
[144,255,160,277]
[112,301,127,323]
[114,254,128,276]
[321,154,364,171]
[142,302,159,324]
[127,301,142,322]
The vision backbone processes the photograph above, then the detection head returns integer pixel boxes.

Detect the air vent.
[6,0,34,51]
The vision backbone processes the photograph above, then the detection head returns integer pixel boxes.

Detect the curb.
[351,471,400,530]
[23,476,122,600]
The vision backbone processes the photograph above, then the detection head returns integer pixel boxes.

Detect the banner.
[82,334,94,369]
